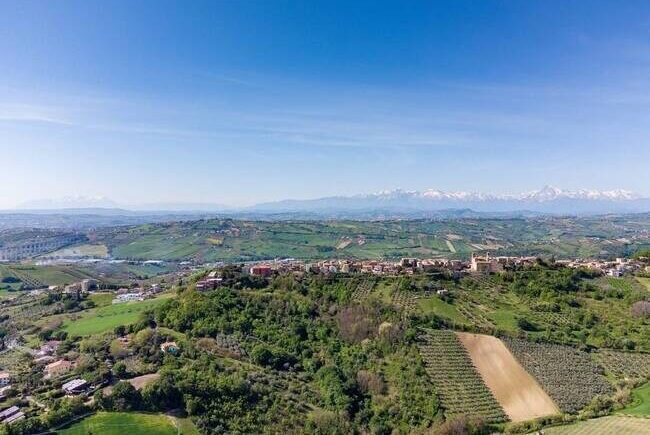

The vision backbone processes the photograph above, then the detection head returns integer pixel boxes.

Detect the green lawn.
[637,277,650,292]
[372,280,395,304]
[89,292,115,307]
[543,416,650,434]
[63,294,173,337]
[487,309,519,332]
[621,382,650,416]
[57,412,182,435]
[173,417,200,435]
[417,296,467,324]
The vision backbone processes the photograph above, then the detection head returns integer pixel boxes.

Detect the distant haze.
[10,186,650,216]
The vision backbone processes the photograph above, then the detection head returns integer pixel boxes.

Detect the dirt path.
[103,373,160,395]
[456,332,559,422]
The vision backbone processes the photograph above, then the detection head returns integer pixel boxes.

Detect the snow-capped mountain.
[252,186,649,215]
[362,186,639,202]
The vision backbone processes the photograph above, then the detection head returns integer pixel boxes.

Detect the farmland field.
[57,412,182,435]
[502,337,613,413]
[543,416,650,434]
[456,332,559,422]
[2,264,99,288]
[95,216,650,261]
[43,243,109,258]
[63,294,174,337]
[594,350,650,380]
[417,329,506,423]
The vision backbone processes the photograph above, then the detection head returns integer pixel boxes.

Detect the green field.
[89,292,115,307]
[543,416,650,434]
[418,296,467,324]
[44,243,109,258]
[2,264,98,287]
[57,412,183,435]
[63,294,173,337]
[487,309,519,332]
[637,277,650,292]
[96,216,650,261]
[621,382,650,416]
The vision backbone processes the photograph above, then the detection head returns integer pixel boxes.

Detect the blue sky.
[1,0,650,208]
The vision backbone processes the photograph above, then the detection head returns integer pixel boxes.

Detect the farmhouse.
[37,340,61,357]
[81,279,97,292]
[160,341,180,354]
[0,406,24,425]
[62,378,89,395]
[34,355,55,365]
[250,265,272,277]
[44,359,73,378]
[0,385,12,400]
[0,372,10,386]
[113,293,145,303]
[195,277,222,292]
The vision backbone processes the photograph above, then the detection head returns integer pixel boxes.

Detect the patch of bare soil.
[457,332,559,422]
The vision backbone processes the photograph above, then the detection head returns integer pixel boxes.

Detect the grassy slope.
[637,277,650,291]
[63,294,173,337]
[411,275,650,351]
[418,297,467,325]
[621,382,650,416]
[57,412,181,435]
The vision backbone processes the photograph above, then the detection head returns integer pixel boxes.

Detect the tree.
[109,381,142,411]
[112,361,128,379]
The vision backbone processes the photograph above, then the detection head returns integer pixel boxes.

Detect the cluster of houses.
[195,271,224,291]
[557,257,648,277]
[0,374,22,424]
[240,255,539,278]
[112,283,162,304]
[189,253,649,287]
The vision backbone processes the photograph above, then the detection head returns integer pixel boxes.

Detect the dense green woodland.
[2,263,649,434]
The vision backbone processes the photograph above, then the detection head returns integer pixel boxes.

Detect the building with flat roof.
[62,378,88,394]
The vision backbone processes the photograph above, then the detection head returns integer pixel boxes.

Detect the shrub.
[631,300,650,317]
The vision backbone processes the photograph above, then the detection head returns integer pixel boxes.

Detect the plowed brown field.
[457,332,559,422]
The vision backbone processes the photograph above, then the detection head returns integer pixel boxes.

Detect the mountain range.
[11,186,650,217]
[252,186,650,215]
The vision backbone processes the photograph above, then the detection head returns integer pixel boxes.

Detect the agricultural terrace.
[5,264,99,287]
[62,293,174,337]
[594,350,650,380]
[417,330,506,423]
[456,332,559,422]
[502,337,613,413]
[542,416,650,435]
